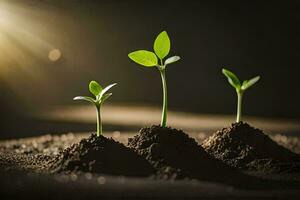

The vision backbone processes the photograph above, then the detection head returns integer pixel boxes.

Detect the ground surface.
[203,122,300,173]
[1,128,300,199]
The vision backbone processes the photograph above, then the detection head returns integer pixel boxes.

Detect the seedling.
[73,81,117,136]
[222,68,260,123]
[128,31,180,127]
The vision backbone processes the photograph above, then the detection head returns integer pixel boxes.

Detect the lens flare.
[48,49,62,62]
[0,0,64,102]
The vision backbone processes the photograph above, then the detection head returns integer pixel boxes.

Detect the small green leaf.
[128,50,158,67]
[242,80,248,88]
[165,56,180,65]
[101,93,112,103]
[100,83,117,97]
[73,96,95,104]
[89,81,102,97]
[222,68,241,89]
[154,31,170,59]
[241,76,260,90]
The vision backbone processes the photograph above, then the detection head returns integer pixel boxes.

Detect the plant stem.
[236,91,243,123]
[159,69,168,127]
[96,105,102,136]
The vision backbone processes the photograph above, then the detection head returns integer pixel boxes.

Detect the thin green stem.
[159,69,168,127]
[96,105,102,136]
[236,91,243,123]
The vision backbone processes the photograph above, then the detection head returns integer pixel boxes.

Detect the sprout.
[222,68,260,123]
[128,31,180,127]
[74,81,117,136]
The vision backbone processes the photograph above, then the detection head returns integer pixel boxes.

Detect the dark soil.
[50,134,154,177]
[0,151,53,173]
[127,125,270,188]
[1,129,300,198]
[203,122,300,173]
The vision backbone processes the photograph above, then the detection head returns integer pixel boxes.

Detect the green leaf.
[73,96,95,104]
[154,31,170,59]
[241,76,260,90]
[242,80,248,88]
[128,50,158,67]
[100,83,117,97]
[101,93,112,103]
[165,56,180,65]
[222,68,241,89]
[89,81,102,97]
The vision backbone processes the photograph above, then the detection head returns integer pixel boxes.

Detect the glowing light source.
[0,0,57,75]
[0,0,66,103]
[48,49,61,62]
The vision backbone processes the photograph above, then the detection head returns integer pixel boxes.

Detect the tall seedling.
[128,31,180,127]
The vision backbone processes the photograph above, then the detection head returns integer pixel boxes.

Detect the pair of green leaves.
[222,68,260,92]
[128,31,180,68]
[74,81,117,106]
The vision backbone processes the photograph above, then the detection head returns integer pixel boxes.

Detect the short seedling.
[128,31,180,127]
[73,81,117,136]
[222,68,260,123]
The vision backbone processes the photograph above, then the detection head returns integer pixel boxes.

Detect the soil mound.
[51,134,154,177]
[128,125,255,186]
[203,122,300,173]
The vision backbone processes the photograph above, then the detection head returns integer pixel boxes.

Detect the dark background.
[0,0,299,137]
